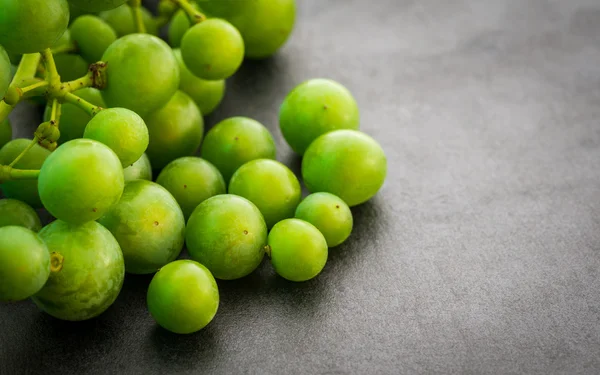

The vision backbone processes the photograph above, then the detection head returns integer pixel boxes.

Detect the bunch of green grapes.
[0,0,389,336]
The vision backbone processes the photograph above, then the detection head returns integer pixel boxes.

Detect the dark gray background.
[2,0,600,373]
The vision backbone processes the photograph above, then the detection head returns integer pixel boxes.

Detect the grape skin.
[0,199,42,232]
[124,153,152,182]
[295,192,353,247]
[67,0,128,12]
[69,15,117,63]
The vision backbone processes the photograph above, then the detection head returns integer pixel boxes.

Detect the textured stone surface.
[2,0,600,373]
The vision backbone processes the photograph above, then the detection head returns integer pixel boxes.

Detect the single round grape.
[147,260,219,334]
[124,153,152,182]
[83,108,149,167]
[156,157,226,221]
[43,88,106,143]
[186,194,267,280]
[198,0,296,59]
[200,117,276,182]
[174,49,225,116]
[32,220,124,321]
[101,34,179,116]
[145,91,203,170]
[0,199,42,231]
[279,79,360,155]
[0,46,10,99]
[168,9,193,48]
[229,159,301,228]
[38,139,124,223]
[98,180,185,274]
[295,192,353,247]
[302,130,387,207]
[0,226,49,301]
[99,4,158,36]
[180,19,244,81]
[53,53,89,82]
[68,0,127,12]
[0,119,11,149]
[69,15,117,63]
[268,219,328,282]
[0,0,69,54]
[0,139,51,208]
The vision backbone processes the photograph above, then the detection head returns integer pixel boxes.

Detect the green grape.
[68,0,127,12]
[68,3,95,22]
[180,18,244,81]
[32,220,124,321]
[69,15,117,63]
[198,0,296,59]
[200,117,276,182]
[0,199,42,232]
[53,53,89,82]
[268,219,328,282]
[168,9,193,48]
[0,119,11,149]
[186,194,267,280]
[0,46,10,100]
[173,49,225,116]
[147,260,219,334]
[124,153,152,182]
[98,180,185,274]
[145,91,203,170]
[99,4,158,37]
[38,139,124,223]
[101,34,179,116]
[0,139,51,208]
[229,159,301,228]
[302,130,387,207]
[0,0,69,54]
[279,79,360,155]
[156,157,226,221]
[295,192,353,247]
[0,226,50,301]
[83,107,149,167]
[43,88,106,143]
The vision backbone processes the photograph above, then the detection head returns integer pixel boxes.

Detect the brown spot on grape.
[336,205,340,209]
[206,64,212,71]
[234,136,239,141]
[92,208,97,212]
[184,184,187,189]
[324,105,329,110]
[244,230,248,235]
[154,221,159,226]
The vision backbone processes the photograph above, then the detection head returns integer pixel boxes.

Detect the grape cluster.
[0,0,387,335]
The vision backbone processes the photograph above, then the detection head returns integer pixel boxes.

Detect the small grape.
[101,34,179,116]
[279,79,360,155]
[0,119,11,149]
[0,226,49,301]
[174,49,225,116]
[38,139,124,223]
[229,159,301,228]
[53,53,89,82]
[0,139,51,208]
[0,46,10,100]
[156,157,226,221]
[67,0,127,12]
[186,194,267,280]
[180,18,244,81]
[69,15,117,63]
[83,107,149,167]
[200,117,276,182]
[302,130,387,207]
[145,91,204,170]
[295,192,353,247]
[99,4,158,37]
[32,220,125,321]
[124,153,152,182]
[168,8,193,48]
[44,88,106,143]
[0,199,42,232]
[98,180,185,274]
[147,260,219,334]
[268,219,328,282]
[0,0,69,54]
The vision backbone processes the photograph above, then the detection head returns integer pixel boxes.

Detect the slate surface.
[2,0,600,374]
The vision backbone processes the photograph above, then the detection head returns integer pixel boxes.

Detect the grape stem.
[64,92,103,117]
[41,49,61,89]
[51,42,77,55]
[0,53,41,124]
[0,165,40,183]
[170,0,206,24]
[7,139,38,168]
[128,0,147,34]
[50,99,60,124]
